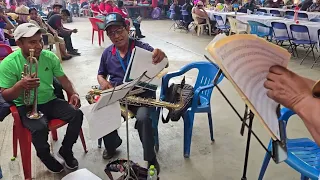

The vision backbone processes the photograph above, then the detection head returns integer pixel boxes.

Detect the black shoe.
[148,157,160,175]
[137,35,145,38]
[68,51,81,56]
[102,139,122,160]
[58,147,79,170]
[39,154,64,173]
[72,49,78,52]
[62,55,72,60]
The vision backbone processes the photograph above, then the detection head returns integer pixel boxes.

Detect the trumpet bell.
[27,111,43,120]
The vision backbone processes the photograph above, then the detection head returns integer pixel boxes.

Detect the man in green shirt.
[0,23,83,173]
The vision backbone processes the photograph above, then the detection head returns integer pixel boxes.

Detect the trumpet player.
[97,13,166,174]
[0,23,83,173]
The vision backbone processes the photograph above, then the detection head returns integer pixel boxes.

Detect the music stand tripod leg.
[241,111,254,180]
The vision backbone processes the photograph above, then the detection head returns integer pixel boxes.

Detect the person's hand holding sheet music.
[152,49,166,64]
[264,65,315,112]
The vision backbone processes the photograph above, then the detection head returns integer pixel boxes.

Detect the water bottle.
[0,165,3,179]
[147,165,157,180]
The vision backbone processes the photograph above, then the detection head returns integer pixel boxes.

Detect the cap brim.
[15,27,47,41]
[105,22,124,30]
[53,4,63,8]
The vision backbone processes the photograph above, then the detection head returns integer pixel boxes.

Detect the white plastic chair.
[191,13,211,36]
[227,17,249,35]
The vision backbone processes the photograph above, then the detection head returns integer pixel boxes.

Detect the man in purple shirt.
[97,13,166,174]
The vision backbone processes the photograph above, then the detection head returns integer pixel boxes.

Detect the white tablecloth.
[260,7,320,20]
[237,14,320,44]
[206,10,246,22]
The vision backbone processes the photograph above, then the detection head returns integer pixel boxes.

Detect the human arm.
[97,52,113,90]
[0,11,15,30]
[264,65,320,145]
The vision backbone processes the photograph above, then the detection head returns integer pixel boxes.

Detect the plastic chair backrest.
[310,18,320,22]
[214,15,225,26]
[0,44,13,60]
[290,24,311,41]
[88,17,104,31]
[181,9,188,16]
[285,10,294,16]
[284,15,294,19]
[192,13,201,24]
[270,10,280,15]
[298,12,308,19]
[271,22,289,38]
[192,62,223,100]
[247,20,270,34]
[228,17,237,33]
[257,9,267,13]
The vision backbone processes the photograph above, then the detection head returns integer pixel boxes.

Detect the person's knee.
[135,108,151,126]
[29,121,49,135]
[74,109,84,124]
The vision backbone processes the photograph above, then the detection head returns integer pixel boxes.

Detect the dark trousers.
[17,98,83,159]
[58,32,74,52]
[133,23,142,37]
[103,91,156,162]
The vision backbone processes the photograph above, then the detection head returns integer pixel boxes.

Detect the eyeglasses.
[107,27,125,38]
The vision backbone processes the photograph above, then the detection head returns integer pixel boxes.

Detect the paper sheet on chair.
[62,168,102,180]
[123,47,168,88]
[81,102,121,140]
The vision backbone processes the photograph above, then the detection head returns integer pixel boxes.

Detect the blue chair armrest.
[191,84,215,110]
[279,107,296,124]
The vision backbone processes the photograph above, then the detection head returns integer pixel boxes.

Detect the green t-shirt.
[0,49,65,106]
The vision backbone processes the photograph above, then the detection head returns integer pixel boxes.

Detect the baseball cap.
[104,13,126,30]
[15,5,30,15]
[52,3,63,8]
[14,23,46,41]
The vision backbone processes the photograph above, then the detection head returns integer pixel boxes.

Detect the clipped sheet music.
[123,47,168,90]
[207,34,291,140]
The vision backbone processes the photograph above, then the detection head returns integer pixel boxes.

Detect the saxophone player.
[0,23,83,173]
[97,13,166,173]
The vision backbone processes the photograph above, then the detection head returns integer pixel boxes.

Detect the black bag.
[0,93,11,122]
[162,76,194,123]
[104,159,150,180]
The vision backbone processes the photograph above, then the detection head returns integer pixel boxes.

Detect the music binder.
[205,34,290,179]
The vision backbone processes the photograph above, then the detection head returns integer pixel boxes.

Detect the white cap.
[14,23,46,41]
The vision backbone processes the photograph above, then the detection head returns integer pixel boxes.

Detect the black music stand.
[205,55,288,180]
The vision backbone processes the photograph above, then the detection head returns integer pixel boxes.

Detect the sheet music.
[62,168,102,180]
[207,34,290,140]
[124,47,168,86]
[81,102,122,140]
[92,78,139,112]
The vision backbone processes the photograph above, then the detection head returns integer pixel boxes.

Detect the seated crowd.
[0,2,80,60]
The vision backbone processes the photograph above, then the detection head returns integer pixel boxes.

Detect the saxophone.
[22,49,43,120]
[85,87,183,118]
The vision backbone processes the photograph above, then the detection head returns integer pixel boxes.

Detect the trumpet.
[23,49,43,120]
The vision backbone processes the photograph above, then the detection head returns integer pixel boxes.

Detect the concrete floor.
[1,18,320,180]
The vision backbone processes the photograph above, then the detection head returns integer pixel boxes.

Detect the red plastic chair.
[0,44,13,60]
[89,17,105,46]
[11,94,88,180]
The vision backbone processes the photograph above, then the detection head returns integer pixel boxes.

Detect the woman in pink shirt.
[99,0,106,12]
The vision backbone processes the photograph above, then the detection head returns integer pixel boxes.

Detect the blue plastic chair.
[310,18,320,22]
[159,61,224,158]
[271,22,295,56]
[290,24,317,67]
[257,9,267,13]
[214,15,230,32]
[247,20,273,41]
[270,10,281,17]
[285,10,295,16]
[298,13,309,21]
[284,15,294,19]
[258,108,320,180]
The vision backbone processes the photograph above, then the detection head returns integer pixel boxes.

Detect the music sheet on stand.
[124,47,168,87]
[209,34,290,140]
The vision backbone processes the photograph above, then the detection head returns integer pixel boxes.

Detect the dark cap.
[52,3,63,8]
[104,13,126,30]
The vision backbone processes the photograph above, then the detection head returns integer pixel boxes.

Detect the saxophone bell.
[23,49,43,120]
